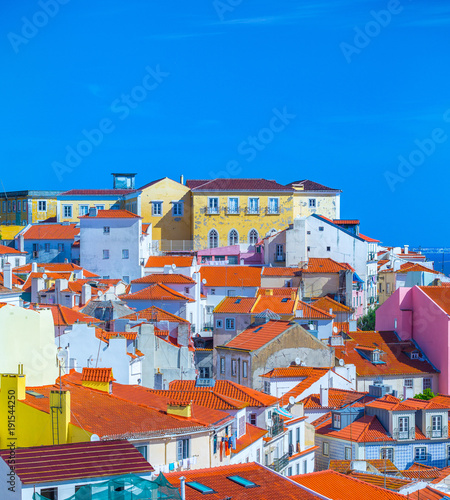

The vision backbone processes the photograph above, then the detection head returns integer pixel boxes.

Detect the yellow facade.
[0,192,59,225]
[291,188,340,220]
[191,191,293,250]
[57,196,126,223]
[138,177,191,243]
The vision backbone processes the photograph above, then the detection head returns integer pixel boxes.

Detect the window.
[307,246,311,252]
[2,201,5,212]
[227,289,236,297]
[40,488,58,500]
[103,250,110,259]
[318,226,324,231]
[95,205,105,210]
[172,202,183,216]
[16,201,20,213]
[250,413,257,425]
[23,200,27,211]
[264,381,270,395]
[208,197,219,214]
[103,226,110,234]
[152,201,163,216]
[177,438,190,460]
[228,197,239,214]
[322,442,329,456]
[398,416,409,439]
[225,318,235,330]
[58,243,64,252]
[209,229,219,248]
[78,205,89,216]
[381,448,394,461]
[199,367,210,378]
[248,197,259,214]
[333,413,341,429]
[15,258,19,267]
[432,415,442,437]
[275,244,284,261]
[220,357,225,374]
[267,197,279,214]
[7,201,11,212]
[229,229,239,245]
[411,351,419,359]
[122,249,129,259]
[326,246,331,252]
[242,361,248,378]
[215,319,223,329]
[423,378,432,391]
[386,283,391,294]
[63,205,72,218]
[211,288,216,295]
[256,448,261,463]
[309,199,316,208]
[231,359,237,376]
[345,447,352,460]
[414,447,427,461]
[404,379,413,388]
[287,467,292,476]
[248,229,259,245]
[303,460,307,474]
[38,200,47,212]
[44,243,50,253]
[296,463,300,475]
[136,445,148,460]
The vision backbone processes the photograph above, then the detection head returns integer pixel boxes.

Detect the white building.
[0,244,27,270]
[79,208,152,283]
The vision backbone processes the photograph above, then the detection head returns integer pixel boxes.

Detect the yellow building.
[137,177,191,249]
[187,178,294,250]
[287,180,341,219]
[0,190,62,226]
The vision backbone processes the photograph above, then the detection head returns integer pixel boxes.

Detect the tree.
[357,306,379,331]
[414,388,435,400]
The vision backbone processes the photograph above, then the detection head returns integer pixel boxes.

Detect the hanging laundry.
[169,463,175,471]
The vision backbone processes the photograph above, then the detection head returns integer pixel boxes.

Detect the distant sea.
[411,248,450,277]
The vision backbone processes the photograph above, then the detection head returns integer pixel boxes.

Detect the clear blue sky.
[1,0,449,246]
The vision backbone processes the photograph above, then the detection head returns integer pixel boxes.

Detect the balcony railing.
[393,427,415,440]
[269,416,284,438]
[206,206,220,215]
[266,207,280,215]
[246,206,260,215]
[226,206,241,215]
[267,453,289,473]
[427,426,447,439]
[275,252,286,262]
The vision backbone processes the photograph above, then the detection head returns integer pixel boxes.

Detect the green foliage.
[357,306,379,331]
[414,388,435,400]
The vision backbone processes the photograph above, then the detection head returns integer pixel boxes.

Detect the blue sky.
[1,0,450,246]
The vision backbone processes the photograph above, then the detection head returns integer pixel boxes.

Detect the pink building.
[376,286,450,393]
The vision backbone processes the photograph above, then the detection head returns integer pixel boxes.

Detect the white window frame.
[207,197,219,215]
[227,197,239,214]
[95,205,105,211]
[345,447,351,460]
[247,197,259,214]
[231,359,237,376]
[228,229,239,246]
[309,198,316,208]
[63,205,72,218]
[172,201,184,217]
[404,379,413,388]
[220,357,225,374]
[103,249,110,260]
[152,201,163,216]
[381,447,394,461]
[423,378,432,391]
[37,200,47,212]
[267,197,279,214]
[208,229,219,249]
[248,229,259,245]
[414,446,427,461]
[333,413,341,429]
[242,361,248,378]
[322,442,329,456]
[103,226,110,235]
[225,318,235,330]
[78,205,89,216]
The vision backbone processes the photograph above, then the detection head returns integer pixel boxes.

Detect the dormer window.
[411,351,419,359]
[333,413,341,429]
[372,351,380,363]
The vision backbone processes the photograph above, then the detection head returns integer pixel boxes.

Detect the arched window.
[229,229,239,246]
[249,229,259,245]
[209,229,219,248]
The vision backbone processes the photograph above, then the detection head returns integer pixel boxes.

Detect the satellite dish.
[98,291,103,297]
[333,326,338,333]
[172,263,176,270]
[295,357,301,365]
[289,396,295,405]
[90,434,100,442]
[202,278,207,284]
[339,359,345,366]
[42,273,48,280]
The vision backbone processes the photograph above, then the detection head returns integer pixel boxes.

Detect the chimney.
[291,290,296,300]
[88,207,98,217]
[18,233,24,252]
[49,390,71,444]
[180,477,186,500]
[167,402,192,418]
[81,283,91,306]
[265,289,273,296]
[3,262,12,290]
[32,261,38,273]
[31,276,45,303]
[329,308,333,316]
[404,245,409,255]
[297,309,304,318]
[180,174,184,185]
[320,385,329,408]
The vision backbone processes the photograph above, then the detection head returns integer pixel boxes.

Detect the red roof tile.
[316,415,392,443]
[131,273,195,284]
[329,459,398,474]
[120,283,194,302]
[287,179,341,192]
[81,367,115,382]
[200,265,262,287]
[409,486,449,499]
[13,262,99,277]
[61,189,137,195]
[214,296,257,314]
[397,264,439,274]
[252,295,298,315]
[296,300,334,319]
[257,287,300,297]
[312,296,352,313]
[0,440,153,484]
[262,267,302,277]
[303,258,349,273]
[22,223,79,240]
[220,320,293,351]
[80,209,140,218]
[0,244,26,254]
[302,388,368,410]
[189,178,293,191]
[145,255,195,268]
[29,303,101,326]
[418,286,450,315]
[232,424,267,454]
[121,305,189,323]
[347,472,410,491]
[146,389,247,410]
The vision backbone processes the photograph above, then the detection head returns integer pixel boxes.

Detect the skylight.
[186,481,216,494]
[234,298,241,304]
[26,390,45,398]
[227,475,260,488]
[254,327,263,332]
[281,297,289,302]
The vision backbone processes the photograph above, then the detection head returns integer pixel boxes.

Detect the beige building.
[287,180,341,220]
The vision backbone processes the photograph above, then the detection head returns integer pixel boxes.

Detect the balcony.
[206,207,220,215]
[427,426,447,439]
[274,252,285,262]
[268,416,284,438]
[267,453,289,473]
[266,207,280,215]
[393,427,415,440]
[226,206,241,215]
[246,206,260,215]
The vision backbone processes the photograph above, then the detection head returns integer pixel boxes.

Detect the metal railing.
[393,427,415,440]
[274,252,285,262]
[226,206,241,215]
[246,206,260,215]
[206,207,220,215]
[268,453,289,472]
[427,426,447,439]
[266,207,280,215]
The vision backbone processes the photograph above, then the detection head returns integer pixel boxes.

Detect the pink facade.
[197,245,263,265]
[352,288,364,320]
[376,286,450,394]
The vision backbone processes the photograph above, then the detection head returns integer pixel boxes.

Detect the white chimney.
[81,283,91,306]
[3,262,12,290]
[180,175,184,185]
[180,476,186,500]
[404,245,409,255]
[329,308,333,315]
[18,233,24,252]
[320,385,329,408]
[31,277,45,304]
[32,261,38,273]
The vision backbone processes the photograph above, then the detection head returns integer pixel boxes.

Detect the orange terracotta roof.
[312,296,352,313]
[169,379,278,407]
[252,295,297,315]
[146,389,247,410]
[418,286,450,315]
[397,264,439,274]
[80,209,140,218]
[30,304,101,326]
[400,468,441,480]
[359,233,381,243]
[316,414,392,443]
[220,320,293,351]
[214,296,257,314]
[120,283,194,302]
[365,394,419,412]
[261,267,302,276]
[22,223,79,240]
[409,486,449,499]
[121,305,189,323]
[200,265,262,287]
[144,255,194,268]
[0,271,24,286]
[296,300,334,319]
[303,258,349,273]
[13,262,99,277]
[329,459,398,474]
[131,273,195,284]
[292,470,406,499]
[302,388,368,410]
[334,321,350,333]
[167,462,321,499]
[334,330,438,377]
[348,472,410,491]
[81,367,115,382]
[233,424,267,454]
[261,366,328,379]
[0,243,26,254]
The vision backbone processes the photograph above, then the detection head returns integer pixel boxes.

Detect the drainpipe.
[180,476,186,500]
